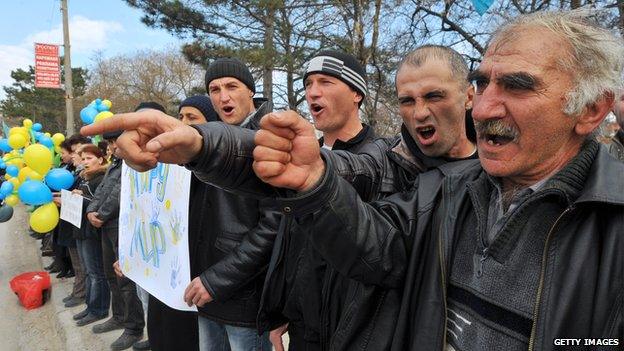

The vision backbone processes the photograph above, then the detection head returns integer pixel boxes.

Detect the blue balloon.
[39,136,54,148]
[0,138,11,152]
[32,123,43,131]
[80,106,99,124]
[0,192,5,200]
[0,161,5,169]
[17,180,52,205]
[45,168,74,191]
[96,102,109,112]
[6,165,18,177]
[0,181,14,195]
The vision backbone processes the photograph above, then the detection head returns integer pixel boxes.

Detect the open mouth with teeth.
[310,103,324,115]
[483,133,515,146]
[417,126,436,140]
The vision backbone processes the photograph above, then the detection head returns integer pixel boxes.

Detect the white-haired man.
[82,10,624,351]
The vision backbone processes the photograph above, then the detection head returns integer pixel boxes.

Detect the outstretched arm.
[81,110,273,198]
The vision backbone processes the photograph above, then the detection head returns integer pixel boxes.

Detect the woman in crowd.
[71,144,111,326]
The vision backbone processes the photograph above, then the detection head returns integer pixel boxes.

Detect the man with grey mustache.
[82,11,623,351]
[248,11,624,350]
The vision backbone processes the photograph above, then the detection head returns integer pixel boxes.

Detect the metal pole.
[61,0,74,135]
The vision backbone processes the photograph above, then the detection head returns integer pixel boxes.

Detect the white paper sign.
[60,189,83,228]
[118,162,195,311]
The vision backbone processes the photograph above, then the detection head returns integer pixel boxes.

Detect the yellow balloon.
[102,99,112,109]
[18,167,42,182]
[44,132,51,138]
[23,144,53,176]
[3,174,10,180]
[5,194,19,207]
[8,177,20,190]
[10,127,29,140]
[6,158,24,168]
[94,111,114,122]
[23,119,33,128]
[18,166,32,183]
[52,133,65,146]
[8,133,27,149]
[29,203,60,233]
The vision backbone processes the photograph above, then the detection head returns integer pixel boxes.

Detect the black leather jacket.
[186,123,622,350]
[258,125,377,348]
[193,99,279,327]
[186,122,472,349]
[278,141,623,350]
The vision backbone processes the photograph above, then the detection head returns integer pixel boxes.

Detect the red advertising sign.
[34,43,61,89]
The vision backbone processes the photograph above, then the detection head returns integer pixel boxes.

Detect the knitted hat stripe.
[306,56,368,96]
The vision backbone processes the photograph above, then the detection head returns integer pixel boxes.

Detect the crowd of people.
[2,8,623,351]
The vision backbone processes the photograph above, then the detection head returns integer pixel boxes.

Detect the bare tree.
[80,48,204,114]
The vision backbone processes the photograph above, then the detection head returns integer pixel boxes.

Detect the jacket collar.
[240,98,272,130]
[318,123,374,151]
[391,124,478,175]
[575,143,624,205]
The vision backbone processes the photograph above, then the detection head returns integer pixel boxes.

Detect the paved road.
[0,206,289,350]
[0,206,129,350]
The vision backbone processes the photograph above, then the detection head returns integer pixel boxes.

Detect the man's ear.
[354,92,363,104]
[574,92,614,136]
[465,84,475,110]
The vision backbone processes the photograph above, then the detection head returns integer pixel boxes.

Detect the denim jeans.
[198,316,271,351]
[76,237,110,316]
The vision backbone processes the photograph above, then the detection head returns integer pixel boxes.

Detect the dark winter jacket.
[277,140,623,350]
[257,124,378,347]
[87,156,122,229]
[192,98,278,327]
[186,121,476,349]
[608,129,624,161]
[73,169,106,240]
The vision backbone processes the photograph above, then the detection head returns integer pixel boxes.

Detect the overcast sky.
[0,0,186,98]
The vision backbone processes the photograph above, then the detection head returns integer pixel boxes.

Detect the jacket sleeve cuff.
[275,159,339,218]
[183,124,209,169]
[199,272,220,301]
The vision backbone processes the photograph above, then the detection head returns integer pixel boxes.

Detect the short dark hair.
[63,134,91,151]
[397,45,469,87]
[79,143,107,162]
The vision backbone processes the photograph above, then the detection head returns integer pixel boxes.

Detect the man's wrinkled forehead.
[209,76,245,88]
[478,31,565,78]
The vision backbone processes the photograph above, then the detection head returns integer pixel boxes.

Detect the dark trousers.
[148,294,199,351]
[68,246,86,298]
[76,237,110,317]
[101,225,145,334]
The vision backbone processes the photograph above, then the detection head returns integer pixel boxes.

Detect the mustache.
[474,119,519,140]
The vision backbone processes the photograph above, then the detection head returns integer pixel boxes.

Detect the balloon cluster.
[80,98,113,125]
[0,118,74,232]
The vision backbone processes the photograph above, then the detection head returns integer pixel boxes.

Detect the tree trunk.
[367,0,383,131]
[618,0,624,37]
[263,6,276,102]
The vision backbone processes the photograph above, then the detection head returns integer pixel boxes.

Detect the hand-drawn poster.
[118,162,196,311]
